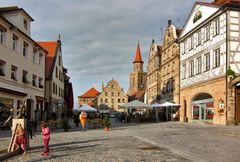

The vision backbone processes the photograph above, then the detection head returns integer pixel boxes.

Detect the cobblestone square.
[1,122,240,162]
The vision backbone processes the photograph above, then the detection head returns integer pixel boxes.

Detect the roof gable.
[179,2,220,39]
[37,42,58,79]
[79,87,100,98]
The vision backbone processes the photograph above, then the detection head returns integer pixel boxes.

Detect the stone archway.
[191,93,214,121]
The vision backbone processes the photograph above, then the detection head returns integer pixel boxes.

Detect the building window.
[172,62,175,71]
[118,99,121,103]
[39,77,43,89]
[205,53,210,71]
[23,19,28,30]
[182,64,186,79]
[111,99,114,103]
[13,34,18,51]
[23,42,28,57]
[214,18,220,36]
[196,57,202,74]
[32,74,37,87]
[111,92,114,96]
[55,67,58,78]
[33,48,37,63]
[39,53,43,65]
[205,25,210,41]
[55,84,57,95]
[122,99,125,103]
[53,82,55,94]
[183,41,186,54]
[0,26,6,44]
[105,99,108,103]
[214,48,220,67]
[11,65,17,81]
[22,70,28,83]
[189,60,194,77]
[197,30,201,46]
[189,36,194,50]
[118,92,120,96]
[105,92,108,96]
[0,60,6,76]
[59,56,61,66]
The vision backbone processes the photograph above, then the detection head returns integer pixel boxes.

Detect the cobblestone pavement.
[1,122,240,162]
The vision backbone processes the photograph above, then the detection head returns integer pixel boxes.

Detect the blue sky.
[0,0,211,106]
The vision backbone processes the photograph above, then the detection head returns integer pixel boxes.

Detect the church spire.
[133,41,144,63]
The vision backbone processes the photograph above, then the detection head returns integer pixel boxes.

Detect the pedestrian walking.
[40,122,50,156]
[13,125,27,155]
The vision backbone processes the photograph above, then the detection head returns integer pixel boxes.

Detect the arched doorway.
[191,93,214,121]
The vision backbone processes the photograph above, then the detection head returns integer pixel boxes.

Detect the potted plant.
[226,66,236,80]
[101,116,111,131]
[61,118,70,132]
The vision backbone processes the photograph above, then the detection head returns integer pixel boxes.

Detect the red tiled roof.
[78,87,100,98]
[37,42,58,78]
[129,90,145,101]
[133,42,143,63]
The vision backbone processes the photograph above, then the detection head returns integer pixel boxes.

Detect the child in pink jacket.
[40,122,50,156]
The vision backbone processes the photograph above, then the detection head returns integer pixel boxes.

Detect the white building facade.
[179,1,240,125]
[0,7,47,123]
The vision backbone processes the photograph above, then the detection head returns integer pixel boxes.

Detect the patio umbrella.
[77,104,97,112]
[122,100,151,123]
[151,102,180,107]
[122,100,150,109]
[150,102,180,121]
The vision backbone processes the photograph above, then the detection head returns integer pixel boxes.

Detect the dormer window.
[23,19,28,30]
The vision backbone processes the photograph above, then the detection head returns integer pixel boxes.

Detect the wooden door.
[236,87,240,123]
[27,99,32,120]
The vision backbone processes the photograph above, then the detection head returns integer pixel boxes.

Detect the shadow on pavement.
[30,138,106,152]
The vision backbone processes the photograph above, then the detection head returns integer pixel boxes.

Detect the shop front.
[191,93,214,122]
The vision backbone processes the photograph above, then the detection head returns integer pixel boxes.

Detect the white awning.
[0,82,27,95]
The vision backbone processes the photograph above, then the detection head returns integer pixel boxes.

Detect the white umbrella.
[150,102,180,122]
[151,102,180,107]
[122,100,151,109]
[77,104,97,112]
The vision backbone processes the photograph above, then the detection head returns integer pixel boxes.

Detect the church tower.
[127,41,147,99]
